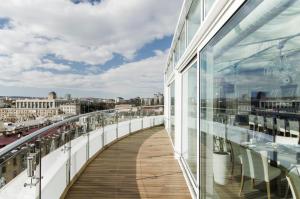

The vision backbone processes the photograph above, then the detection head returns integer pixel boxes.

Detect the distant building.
[140,98,154,106]
[0,109,17,122]
[140,93,164,106]
[115,97,124,103]
[60,103,81,115]
[0,92,72,122]
[65,94,72,101]
[100,99,115,103]
[48,91,57,100]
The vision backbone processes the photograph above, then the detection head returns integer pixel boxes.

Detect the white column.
[174,70,182,159]
[164,73,168,131]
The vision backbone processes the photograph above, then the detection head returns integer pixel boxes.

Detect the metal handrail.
[0,109,116,158]
[0,106,163,158]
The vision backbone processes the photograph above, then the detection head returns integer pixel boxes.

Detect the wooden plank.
[64,126,192,199]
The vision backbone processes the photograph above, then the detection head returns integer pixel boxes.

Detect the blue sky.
[0,0,181,98]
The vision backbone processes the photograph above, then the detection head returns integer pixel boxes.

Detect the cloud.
[0,0,180,64]
[0,50,168,97]
[0,0,181,97]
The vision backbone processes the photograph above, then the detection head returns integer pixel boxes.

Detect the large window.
[200,1,300,198]
[204,0,216,17]
[187,0,201,45]
[182,62,198,180]
[169,82,175,144]
[179,24,186,58]
[174,44,180,66]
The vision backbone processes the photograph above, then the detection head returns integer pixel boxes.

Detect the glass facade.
[204,0,216,16]
[200,1,300,198]
[174,43,180,65]
[182,62,198,180]
[166,63,172,79]
[187,0,201,44]
[179,24,186,58]
[169,82,176,144]
[168,0,201,68]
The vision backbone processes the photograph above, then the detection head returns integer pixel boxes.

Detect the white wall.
[0,115,164,199]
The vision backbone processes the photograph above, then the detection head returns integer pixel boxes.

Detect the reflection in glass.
[187,0,201,44]
[182,62,197,180]
[200,0,300,198]
[204,0,216,16]
[170,82,175,144]
[179,24,186,58]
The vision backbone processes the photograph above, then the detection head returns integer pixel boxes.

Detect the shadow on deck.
[64,126,191,199]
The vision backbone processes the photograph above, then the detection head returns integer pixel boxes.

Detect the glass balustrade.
[0,107,164,199]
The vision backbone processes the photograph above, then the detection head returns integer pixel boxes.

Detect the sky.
[0,0,182,98]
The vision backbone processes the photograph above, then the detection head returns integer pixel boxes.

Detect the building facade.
[0,92,72,122]
[59,104,81,115]
[165,0,300,198]
[0,109,16,122]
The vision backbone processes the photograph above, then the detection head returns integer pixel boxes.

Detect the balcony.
[0,108,192,199]
[64,126,191,199]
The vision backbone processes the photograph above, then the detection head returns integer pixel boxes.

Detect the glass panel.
[169,82,176,144]
[187,0,201,44]
[182,62,198,180]
[174,43,180,65]
[166,63,172,78]
[204,0,216,17]
[171,55,174,69]
[200,1,300,198]
[179,25,186,58]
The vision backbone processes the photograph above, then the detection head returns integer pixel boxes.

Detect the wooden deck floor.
[64,126,192,199]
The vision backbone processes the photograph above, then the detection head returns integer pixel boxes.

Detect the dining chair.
[289,120,300,138]
[239,149,281,199]
[276,118,286,136]
[286,165,300,199]
[249,114,257,130]
[257,116,265,132]
[266,117,275,134]
[239,146,252,196]
[228,141,242,177]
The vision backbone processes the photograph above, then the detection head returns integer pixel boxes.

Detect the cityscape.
[0,0,300,199]
[0,91,163,148]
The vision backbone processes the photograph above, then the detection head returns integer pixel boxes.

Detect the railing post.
[84,118,89,161]
[67,130,71,185]
[141,108,144,130]
[116,111,119,139]
[101,113,105,147]
[129,108,132,134]
[37,138,42,199]
[87,130,90,161]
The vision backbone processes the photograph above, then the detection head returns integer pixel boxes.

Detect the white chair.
[275,135,299,145]
[240,149,281,199]
[257,116,265,132]
[276,118,286,136]
[249,114,257,130]
[228,141,242,177]
[289,121,300,138]
[239,147,252,196]
[266,117,275,133]
[286,165,300,199]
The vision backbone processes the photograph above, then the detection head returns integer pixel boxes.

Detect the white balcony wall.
[0,115,164,199]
